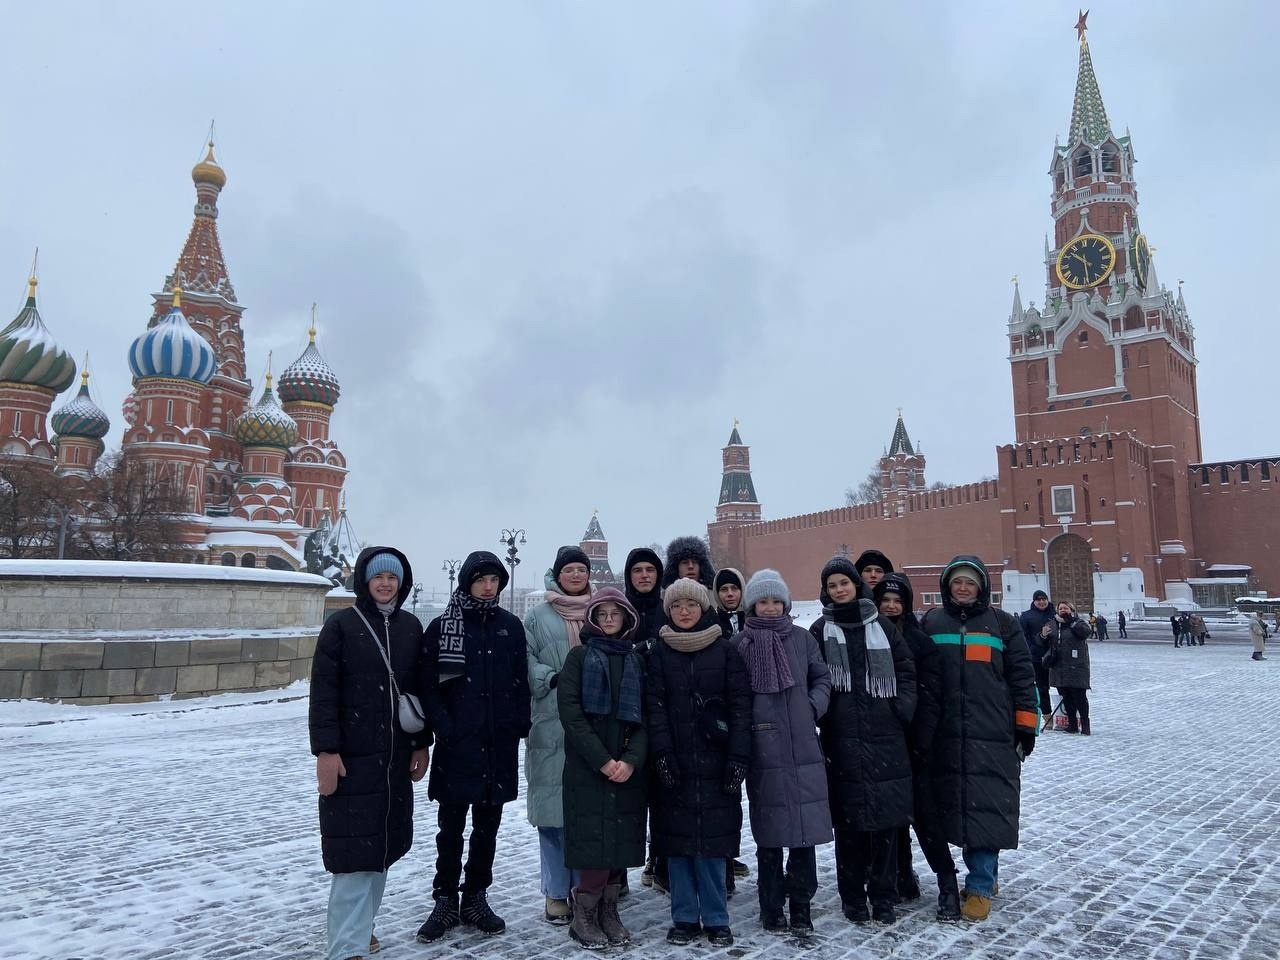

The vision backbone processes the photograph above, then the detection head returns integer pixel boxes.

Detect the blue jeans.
[962,847,1000,897]
[326,871,386,960]
[537,826,579,899]
[668,856,729,928]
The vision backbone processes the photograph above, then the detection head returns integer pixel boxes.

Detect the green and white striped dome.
[0,278,77,391]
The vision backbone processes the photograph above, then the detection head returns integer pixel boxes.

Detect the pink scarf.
[547,587,593,648]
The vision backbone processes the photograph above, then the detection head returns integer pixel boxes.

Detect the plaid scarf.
[822,599,897,697]
[437,587,499,683]
[739,615,796,694]
[581,632,644,725]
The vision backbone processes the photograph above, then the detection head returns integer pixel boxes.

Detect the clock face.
[1131,233,1152,290]
[1055,233,1117,289]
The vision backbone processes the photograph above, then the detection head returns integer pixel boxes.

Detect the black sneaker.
[706,926,734,946]
[666,922,701,945]
[416,894,460,943]
[460,890,505,935]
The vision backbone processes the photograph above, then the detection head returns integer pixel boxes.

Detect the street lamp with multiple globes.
[442,559,462,596]
[499,528,527,611]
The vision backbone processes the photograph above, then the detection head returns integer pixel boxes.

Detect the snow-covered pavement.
[2,641,1277,960]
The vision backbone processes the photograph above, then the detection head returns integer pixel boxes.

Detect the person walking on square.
[737,569,833,938]
[646,578,752,947]
[1249,612,1268,661]
[811,558,917,926]
[558,587,650,950]
[416,551,531,942]
[1170,614,1182,648]
[919,556,1038,924]
[1117,610,1127,638]
[310,547,430,960]
[526,546,596,924]
[1190,613,1206,646]
[1095,612,1108,641]
[1042,601,1092,736]
[1019,590,1055,730]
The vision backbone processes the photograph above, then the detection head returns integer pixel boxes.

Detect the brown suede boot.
[569,890,608,951]
[597,884,631,946]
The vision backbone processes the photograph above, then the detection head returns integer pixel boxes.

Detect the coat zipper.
[381,613,394,870]
[958,609,969,846]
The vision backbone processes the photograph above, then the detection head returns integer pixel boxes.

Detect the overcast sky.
[3,2,1277,592]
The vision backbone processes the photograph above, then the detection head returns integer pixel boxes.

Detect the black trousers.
[433,800,504,896]
[834,827,896,908]
[756,846,817,914]
[1058,687,1090,727]
[1033,662,1052,716]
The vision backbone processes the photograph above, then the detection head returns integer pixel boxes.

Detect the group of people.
[1170,612,1209,648]
[308,539,1041,960]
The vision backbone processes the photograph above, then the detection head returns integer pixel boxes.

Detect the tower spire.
[1010,276,1023,322]
[888,410,915,457]
[1068,10,1111,144]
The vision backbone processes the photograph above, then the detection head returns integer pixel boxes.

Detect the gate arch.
[1047,534,1094,612]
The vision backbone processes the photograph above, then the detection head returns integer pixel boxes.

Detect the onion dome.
[278,317,341,406]
[121,390,138,427]
[0,276,77,391]
[192,140,227,189]
[51,364,111,439]
[128,288,217,383]
[235,373,298,448]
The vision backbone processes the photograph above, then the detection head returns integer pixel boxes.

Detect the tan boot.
[597,884,631,946]
[569,890,608,950]
[961,893,992,922]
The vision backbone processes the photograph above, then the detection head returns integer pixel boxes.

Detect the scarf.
[581,631,644,725]
[659,621,722,654]
[375,600,397,616]
[739,615,796,694]
[437,588,499,683]
[822,599,896,697]
[547,587,593,648]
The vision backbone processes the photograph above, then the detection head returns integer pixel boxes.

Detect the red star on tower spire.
[1075,9,1089,43]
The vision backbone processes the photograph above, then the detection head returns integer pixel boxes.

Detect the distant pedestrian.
[1180,613,1194,649]
[1117,611,1127,638]
[416,551,531,942]
[1087,614,1098,639]
[1190,614,1207,646]
[919,556,1038,924]
[737,569,833,938]
[1170,614,1182,648]
[1249,613,1268,661]
[526,546,596,924]
[559,587,650,949]
[1095,613,1108,640]
[647,578,751,947]
[1043,602,1092,735]
[310,547,430,960]
[1019,590,1055,728]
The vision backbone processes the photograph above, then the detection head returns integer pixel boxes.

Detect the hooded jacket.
[854,549,895,578]
[623,547,665,647]
[919,556,1038,851]
[662,535,715,590]
[1019,595,1056,660]
[308,546,429,874]
[714,566,747,639]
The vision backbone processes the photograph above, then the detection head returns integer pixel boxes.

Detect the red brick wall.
[1189,461,1280,594]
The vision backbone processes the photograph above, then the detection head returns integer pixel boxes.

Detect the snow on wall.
[0,559,330,587]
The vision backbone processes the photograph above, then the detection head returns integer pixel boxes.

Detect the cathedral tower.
[51,360,110,478]
[0,274,76,465]
[279,312,347,530]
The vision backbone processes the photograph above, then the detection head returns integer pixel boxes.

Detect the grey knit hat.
[662,577,712,615]
[744,568,792,615]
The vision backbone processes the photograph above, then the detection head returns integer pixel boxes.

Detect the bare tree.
[70,453,193,561]
[844,465,883,506]
[0,458,66,558]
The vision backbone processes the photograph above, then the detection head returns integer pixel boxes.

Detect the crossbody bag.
[352,606,426,734]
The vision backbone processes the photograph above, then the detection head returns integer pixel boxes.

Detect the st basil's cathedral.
[0,144,348,570]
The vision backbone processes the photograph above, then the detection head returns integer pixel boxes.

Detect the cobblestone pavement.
[2,640,1277,960]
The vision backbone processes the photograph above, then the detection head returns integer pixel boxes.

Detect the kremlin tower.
[578,510,616,588]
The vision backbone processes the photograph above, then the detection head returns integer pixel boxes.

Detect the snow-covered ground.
[2,643,1277,960]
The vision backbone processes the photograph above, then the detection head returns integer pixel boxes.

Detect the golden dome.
[192,141,227,189]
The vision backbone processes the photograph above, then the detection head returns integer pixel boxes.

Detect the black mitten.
[1015,730,1036,759]
[722,760,747,795]
[656,753,681,790]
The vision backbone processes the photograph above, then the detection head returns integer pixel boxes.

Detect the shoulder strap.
[351,605,403,698]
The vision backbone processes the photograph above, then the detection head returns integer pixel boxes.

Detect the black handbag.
[694,693,730,746]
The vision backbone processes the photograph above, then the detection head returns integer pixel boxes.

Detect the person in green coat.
[526,546,595,924]
[558,587,648,950]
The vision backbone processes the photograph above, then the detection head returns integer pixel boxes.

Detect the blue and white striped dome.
[128,292,216,384]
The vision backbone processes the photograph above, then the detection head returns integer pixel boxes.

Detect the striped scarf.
[822,599,897,698]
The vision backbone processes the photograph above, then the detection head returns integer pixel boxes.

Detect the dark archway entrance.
[1047,534,1094,611]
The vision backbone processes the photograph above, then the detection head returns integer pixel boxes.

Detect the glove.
[1015,730,1036,760]
[722,760,747,795]
[655,753,681,790]
[548,673,558,690]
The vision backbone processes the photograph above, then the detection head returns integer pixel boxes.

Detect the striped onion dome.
[0,278,77,391]
[278,327,340,406]
[235,375,298,448]
[128,289,216,383]
[51,369,111,439]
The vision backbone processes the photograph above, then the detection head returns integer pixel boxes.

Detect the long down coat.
[308,546,430,874]
[1046,615,1092,690]
[919,556,1039,852]
[736,623,834,850]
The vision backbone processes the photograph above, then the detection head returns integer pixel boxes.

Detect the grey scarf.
[822,598,897,698]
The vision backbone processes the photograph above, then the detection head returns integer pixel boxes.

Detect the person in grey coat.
[735,569,833,938]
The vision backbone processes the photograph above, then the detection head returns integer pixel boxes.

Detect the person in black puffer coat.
[662,535,715,591]
[873,573,956,921]
[714,567,747,639]
[810,557,916,926]
[646,578,751,947]
[1042,601,1092,735]
[309,546,431,960]
[416,551,531,941]
[1019,590,1055,726]
[919,556,1038,924]
[623,547,665,649]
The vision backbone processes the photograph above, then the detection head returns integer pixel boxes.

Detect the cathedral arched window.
[221,552,236,566]
[241,552,257,568]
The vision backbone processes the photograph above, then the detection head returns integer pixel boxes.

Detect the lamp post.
[499,528,527,611]
[442,559,462,596]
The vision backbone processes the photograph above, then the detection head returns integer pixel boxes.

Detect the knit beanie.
[819,556,865,604]
[662,577,711,616]
[946,562,984,585]
[744,568,792,615]
[1032,589,1049,602]
[854,549,895,575]
[714,568,744,593]
[364,551,404,584]
[552,545,592,579]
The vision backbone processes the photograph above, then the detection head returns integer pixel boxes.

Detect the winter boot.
[705,926,734,946]
[416,894,461,943]
[789,898,814,938]
[935,871,961,923]
[842,898,870,924]
[460,890,505,935]
[1081,718,1091,736]
[871,900,897,925]
[897,868,922,902]
[732,857,751,878]
[961,893,992,922]
[569,890,608,951]
[597,884,631,946]
[1065,719,1079,734]
[544,896,572,925]
[368,933,380,954]
[666,922,700,945]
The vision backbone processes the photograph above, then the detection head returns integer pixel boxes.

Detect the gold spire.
[309,303,317,343]
[265,351,274,389]
[81,352,90,387]
[172,284,183,308]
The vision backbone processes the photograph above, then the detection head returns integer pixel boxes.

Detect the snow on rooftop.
[203,531,304,564]
[0,559,331,587]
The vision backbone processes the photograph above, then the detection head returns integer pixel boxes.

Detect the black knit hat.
[854,549,895,575]
[874,572,916,612]
[819,555,868,605]
[552,545,592,579]
[1032,589,1049,602]
[714,568,744,592]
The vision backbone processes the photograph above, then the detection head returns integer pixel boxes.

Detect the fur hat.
[552,545,592,580]
[662,535,715,589]
[364,551,404,584]
[744,568,792,615]
[662,577,712,615]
